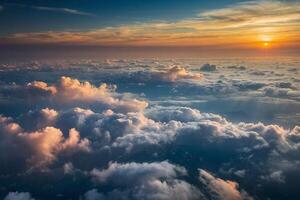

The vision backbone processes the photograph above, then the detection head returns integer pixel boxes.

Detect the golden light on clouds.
[261,35,272,42]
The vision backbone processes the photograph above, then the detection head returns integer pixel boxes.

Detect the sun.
[264,42,269,47]
[259,35,272,48]
[261,41,272,49]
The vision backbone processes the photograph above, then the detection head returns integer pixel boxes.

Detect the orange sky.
[1,0,300,54]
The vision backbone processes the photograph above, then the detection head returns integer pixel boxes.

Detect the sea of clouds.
[0,58,299,200]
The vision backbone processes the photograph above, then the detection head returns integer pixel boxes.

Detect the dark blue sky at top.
[0,0,255,36]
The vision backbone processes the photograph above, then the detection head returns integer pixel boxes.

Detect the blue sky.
[0,0,249,35]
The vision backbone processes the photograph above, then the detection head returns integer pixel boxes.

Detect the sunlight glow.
[264,42,269,47]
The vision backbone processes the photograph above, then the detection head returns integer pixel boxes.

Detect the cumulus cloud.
[91,161,186,184]
[63,162,75,174]
[126,65,203,85]
[88,161,203,200]
[146,106,225,123]
[0,105,298,199]
[200,64,217,72]
[199,170,252,200]
[112,106,271,154]
[263,87,300,100]
[156,66,203,81]
[25,76,148,112]
[86,161,253,200]
[19,108,58,130]
[0,70,299,200]
[264,170,285,183]
[4,192,35,200]
[1,96,299,199]
[0,116,90,172]
[27,81,57,94]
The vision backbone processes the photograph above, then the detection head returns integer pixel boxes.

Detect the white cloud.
[6,3,95,17]
[63,162,75,174]
[0,69,299,200]
[88,161,203,200]
[267,170,285,183]
[31,6,95,17]
[263,87,300,101]
[26,76,148,112]
[155,66,203,81]
[4,192,35,200]
[90,161,187,184]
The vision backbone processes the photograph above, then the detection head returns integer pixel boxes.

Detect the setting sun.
[263,42,269,47]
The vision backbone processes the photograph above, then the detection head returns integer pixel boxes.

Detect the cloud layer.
[0,58,299,199]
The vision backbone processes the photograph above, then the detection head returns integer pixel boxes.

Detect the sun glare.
[263,42,269,47]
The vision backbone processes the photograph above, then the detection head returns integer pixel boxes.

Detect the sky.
[0,0,300,57]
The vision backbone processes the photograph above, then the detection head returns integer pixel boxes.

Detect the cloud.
[27,81,57,94]
[0,115,90,172]
[146,106,225,123]
[200,64,217,72]
[129,65,203,83]
[87,161,253,200]
[63,162,75,175]
[227,65,246,70]
[6,3,95,17]
[233,81,266,91]
[4,192,35,200]
[263,170,285,183]
[0,71,299,200]
[156,66,203,81]
[88,161,203,200]
[19,108,58,130]
[23,76,148,113]
[199,169,252,200]
[263,87,300,100]
[90,161,187,184]
[0,101,299,199]
[31,6,95,17]
[276,82,293,89]
[2,0,300,49]
[200,0,300,26]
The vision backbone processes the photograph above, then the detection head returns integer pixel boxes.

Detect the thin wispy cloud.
[31,5,96,17]
[5,3,96,17]
[199,0,300,27]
